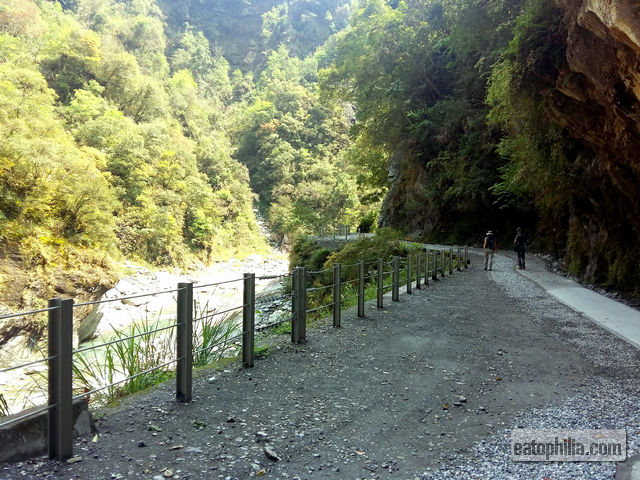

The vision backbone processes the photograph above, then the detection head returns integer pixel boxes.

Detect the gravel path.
[2,251,639,480]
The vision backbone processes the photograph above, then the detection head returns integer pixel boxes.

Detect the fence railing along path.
[0,244,470,460]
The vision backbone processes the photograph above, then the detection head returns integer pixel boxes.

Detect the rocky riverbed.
[0,251,290,417]
[77,254,291,342]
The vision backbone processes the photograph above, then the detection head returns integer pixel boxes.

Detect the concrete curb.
[0,398,94,463]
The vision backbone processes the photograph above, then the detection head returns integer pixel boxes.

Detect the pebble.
[184,447,203,454]
[264,446,281,461]
[66,456,82,464]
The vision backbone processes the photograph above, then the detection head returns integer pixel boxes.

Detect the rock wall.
[550,0,640,288]
[379,0,640,293]
[377,142,432,238]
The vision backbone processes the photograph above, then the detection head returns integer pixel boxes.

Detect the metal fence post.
[376,258,384,308]
[48,298,73,460]
[431,251,437,281]
[406,253,412,294]
[345,226,348,240]
[176,282,193,403]
[392,256,399,301]
[357,260,365,317]
[440,249,445,277]
[457,245,462,271]
[423,251,429,286]
[291,268,300,344]
[416,251,421,289]
[299,268,307,342]
[243,273,255,368]
[465,245,469,268]
[449,247,453,274]
[333,264,341,327]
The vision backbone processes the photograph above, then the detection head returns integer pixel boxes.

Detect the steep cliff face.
[158,0,351,72]
[378,143,432,237]
[380,0,640,294]
[158,0,274,71]
[553,0,640,196]
[550,0,640,288]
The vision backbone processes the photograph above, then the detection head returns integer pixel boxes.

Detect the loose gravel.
[1,250,639,480]
[419,251,640,480]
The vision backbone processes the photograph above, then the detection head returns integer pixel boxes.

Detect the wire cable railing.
[0,404,54,429]
[0,305,59,321]
[73,323,178,355]
[193,304,244,322]
[74,288,182,308]
[0,242,469,461]
[306,303,334,315]
[0,355,55,374]
[307,284,334,293]
[306,267,333,275]
[193,277,245,290]
[72,358,181,402]
[256,273,291,280]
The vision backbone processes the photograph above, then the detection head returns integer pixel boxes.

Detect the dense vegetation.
[157,0,353,72]
[320,0,640,296]
[2,0,638,306]
[320,0,527,238]
[0,0,370,307]
[0,0,264,275]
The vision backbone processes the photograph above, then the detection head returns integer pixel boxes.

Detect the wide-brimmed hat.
[486,231,493,235]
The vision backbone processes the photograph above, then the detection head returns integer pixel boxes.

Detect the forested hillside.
[1,0,639,308]
[0,0,263,307]
[0,0,371,308]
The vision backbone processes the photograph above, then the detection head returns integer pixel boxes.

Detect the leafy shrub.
[324,228,407,271]
[289,237,333,270]
[358,211,378,234]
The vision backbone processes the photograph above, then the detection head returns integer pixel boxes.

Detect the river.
[0,246,290,417]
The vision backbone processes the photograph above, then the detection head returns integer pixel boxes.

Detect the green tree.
[0,61,117,250]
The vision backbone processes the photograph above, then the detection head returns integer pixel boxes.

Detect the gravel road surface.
[2,251,639,480]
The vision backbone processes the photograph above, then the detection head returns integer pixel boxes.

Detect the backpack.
[485,235,495,250]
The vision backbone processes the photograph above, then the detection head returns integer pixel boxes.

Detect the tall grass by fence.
[0,245,469,460]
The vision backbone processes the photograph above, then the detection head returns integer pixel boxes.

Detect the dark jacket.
[514,233,526,253]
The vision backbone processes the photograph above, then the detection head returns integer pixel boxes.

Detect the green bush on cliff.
[323,228,411,269]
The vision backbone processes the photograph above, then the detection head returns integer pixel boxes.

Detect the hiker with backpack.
[514,227,526,270]
[483,230,497,271]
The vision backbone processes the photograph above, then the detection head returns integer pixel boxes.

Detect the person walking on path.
[483,230,497,271]
[514,227,526,270]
